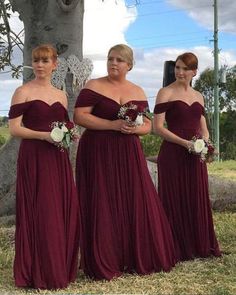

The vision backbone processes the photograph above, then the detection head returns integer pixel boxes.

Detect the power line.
[123,3,212,19]
[127,30,210,42]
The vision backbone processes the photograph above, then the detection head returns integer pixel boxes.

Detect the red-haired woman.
[8,44,79,290]
[153,52,221,261]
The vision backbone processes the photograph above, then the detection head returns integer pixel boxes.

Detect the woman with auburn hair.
[8,44,79,290]
[153,52,221,261]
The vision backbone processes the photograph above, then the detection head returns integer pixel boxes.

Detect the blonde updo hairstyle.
[32,44,58,62]
[108,44,134,71]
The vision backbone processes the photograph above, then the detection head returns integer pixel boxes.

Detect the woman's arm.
[153,113,190,148]
[73,106,125,131]
[199,116,209,141]
[132,116,151,135]
[198,93,210,141]
[73,105,151,135]
[73,80,151,135]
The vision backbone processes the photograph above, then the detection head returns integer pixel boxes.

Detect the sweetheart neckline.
[12,99,67,110]
[82,88,147,106]
[156,100,203,108]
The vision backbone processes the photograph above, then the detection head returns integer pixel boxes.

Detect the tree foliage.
[194,67,236,160]
[220,110,236,160]
[194,67,236,112]
[220,70,236,111]
[0,0,24,78]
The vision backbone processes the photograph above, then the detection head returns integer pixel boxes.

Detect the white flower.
[61,125,68,132]
[193,139,205,153]
[50,127,64,142]
[135,114,144,126]
[201,147,208,154]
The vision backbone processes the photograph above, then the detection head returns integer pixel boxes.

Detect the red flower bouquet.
[118,102,149,126]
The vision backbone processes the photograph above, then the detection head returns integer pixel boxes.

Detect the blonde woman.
[74,44,177,280]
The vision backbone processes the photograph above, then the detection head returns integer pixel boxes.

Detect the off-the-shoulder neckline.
[11,99,67,111]
[155,100,203,108]
[82,88,147,106]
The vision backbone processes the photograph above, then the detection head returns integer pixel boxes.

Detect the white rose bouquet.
[188,136,217,163]
[50,121,79,150]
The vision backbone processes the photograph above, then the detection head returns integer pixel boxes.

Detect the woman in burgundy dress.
[8,44,79,289]
[74,44,176,280]
[153,52,221,261]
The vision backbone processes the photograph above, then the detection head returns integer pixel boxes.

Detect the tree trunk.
[0,0,84,217]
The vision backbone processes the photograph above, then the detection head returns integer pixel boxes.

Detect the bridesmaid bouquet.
[50,121,79,150]
[188,136,217,163]
[118,102,148,126]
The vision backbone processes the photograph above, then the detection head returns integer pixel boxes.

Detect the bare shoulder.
[52,87,68,108]
[11,84,31,105]
[155,85,173,104]
[193,89,204,106]
[53,86,66,97]
[129,81,147,100]
[83,77,104,91]
[125,81,147,100]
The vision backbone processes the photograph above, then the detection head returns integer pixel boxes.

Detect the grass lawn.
[0,128,235,293]
[0,210,236,294]
[208,160,236,181]
[0,126,10,140]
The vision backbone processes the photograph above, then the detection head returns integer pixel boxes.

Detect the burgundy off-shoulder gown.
[74,89,177,280]
[9,100,79,290]
[154,100,221,261]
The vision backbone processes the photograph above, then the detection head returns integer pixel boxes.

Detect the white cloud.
[83,0,137,55]
[169,0,236,33]
[1,0,236,115]
[83,0,137,75]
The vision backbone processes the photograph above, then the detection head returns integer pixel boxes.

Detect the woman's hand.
[111,120,137,134]
[186,140,193,152]
[120,123,137,134]
[42,132,55,143]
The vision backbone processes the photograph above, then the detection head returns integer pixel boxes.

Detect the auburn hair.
[32,44,57,62]
[176,52,198,70]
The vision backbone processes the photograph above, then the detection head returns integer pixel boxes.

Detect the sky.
[1,0,236,116]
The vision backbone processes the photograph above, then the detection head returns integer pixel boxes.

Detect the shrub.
[140,133,162,157]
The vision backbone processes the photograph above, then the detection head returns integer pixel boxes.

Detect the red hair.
[32,44,57,62]
[176,52,198,70]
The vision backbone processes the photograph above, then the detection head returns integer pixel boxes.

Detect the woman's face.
[107,50,130,78]
[174,59,196,83]
[32,55,57,79]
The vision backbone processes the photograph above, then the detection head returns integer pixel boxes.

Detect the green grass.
[0,126,10,140]
[208,160,236,181]
[0,129,235,293]
[0,210,236,294]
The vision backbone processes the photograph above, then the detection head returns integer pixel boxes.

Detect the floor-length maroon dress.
[75,89,177,280]
[8,100,79,290]
[154,100,221,261]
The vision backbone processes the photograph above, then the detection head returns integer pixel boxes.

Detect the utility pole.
[213,0,220,160]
